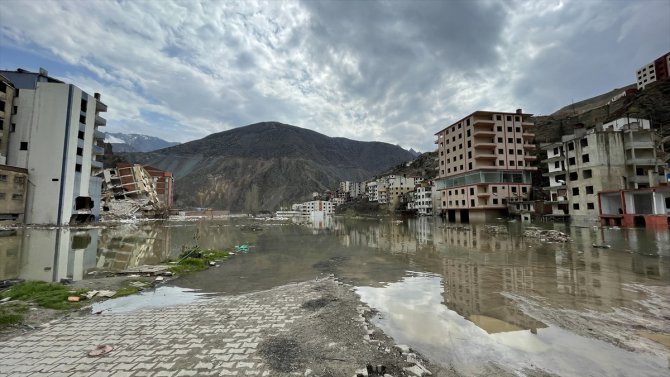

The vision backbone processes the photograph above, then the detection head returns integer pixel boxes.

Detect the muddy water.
[2,217,669,376]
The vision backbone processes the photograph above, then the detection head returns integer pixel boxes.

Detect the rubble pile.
[483,225,508,234]
[523,228,570,242]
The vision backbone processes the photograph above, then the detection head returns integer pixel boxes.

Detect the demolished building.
[99,163,174,220]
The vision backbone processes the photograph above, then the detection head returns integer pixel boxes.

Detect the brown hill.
[123,122,415,211]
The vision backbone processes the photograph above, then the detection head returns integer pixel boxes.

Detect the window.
[497,126,502,132]
[0,193,4,199]
[572,187,579,195]
[511,186,517,193]
[14,176,25,184]
[496,115,502,121]
[636,167,644,176]
[497,137,503,143]
[468,162,472,169]
[569,172,578,180]
[0,119,3,130]
[468,151,472,158]
[467,141,471,148]
[466,130,471,137]
[510,160,515,166]
[498,149,503,154]
[12,193,23,201]
[518,161,523,166]
[493,198,498,204]
[580,139,588,147]
[0,174,6,182]
[555,161,560,168]
[522,186,527,193]
[587,203,595,210]
[461,200,465,205]
[75,164,82,172]
[568,142,574,151]
[586,186,594,194]
[508,138,513,143]
[461,189,465,194]
[553,147,559,155]
[459,144,463,149]
[470,188,474,195]
[509,149,514,154]
[79,115,86,124]
[516,138,521,143]
[569,157,576,165]
[12,106,17,115]
[516,127,521,132]
[498,160,504,166]
[582,154,590,163]
[506,115,511,121]
[492,187,498,194]
[517,149,522,155]
[20,142,28,150]
[466,119,470,126]
[573,203,580,210]
[77,147,83,156]
[78,131,85,139]
[507,127,512,132]
[583,169,592,179]
[470,199,475,207]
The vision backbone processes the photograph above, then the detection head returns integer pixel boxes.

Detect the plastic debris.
[67,296,80,302]
[85,290,99,300]
[88,344,113,357]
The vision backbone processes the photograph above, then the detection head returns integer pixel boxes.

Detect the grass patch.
[0,302,28,329]
[0,281,85,310]
[168,248,230,275]
[112,286,142,298]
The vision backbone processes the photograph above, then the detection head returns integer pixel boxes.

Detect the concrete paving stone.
[217,370,239,376]
[175,371,197,377]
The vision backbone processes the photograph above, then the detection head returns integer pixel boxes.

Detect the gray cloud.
[0,0,668,152]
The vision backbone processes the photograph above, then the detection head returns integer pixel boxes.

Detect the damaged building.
[99,163,174,220]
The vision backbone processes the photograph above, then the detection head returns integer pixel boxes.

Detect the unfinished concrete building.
[100,163,173,219]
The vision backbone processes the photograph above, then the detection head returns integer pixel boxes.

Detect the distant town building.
[434,110,536,222]
[295,200,335,215]
[0,68,107,224]
[0,74,17,165]
[636,51,670,90]
[541,118,665,224]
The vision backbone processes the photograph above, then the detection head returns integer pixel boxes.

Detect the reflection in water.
[357,273,667,377]
[2,216,669,376]
[91,286,209,314]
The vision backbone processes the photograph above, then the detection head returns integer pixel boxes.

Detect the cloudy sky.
[1,0,668,151]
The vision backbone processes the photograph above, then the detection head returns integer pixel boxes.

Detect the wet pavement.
[1,217,669,376]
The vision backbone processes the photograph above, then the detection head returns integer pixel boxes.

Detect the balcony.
[541,155,563,164]
[477,192,490,198]
[523,143,537,150]
[96,100,107,112]
[474,142,496,150]
[524,155,537,161]
[95,114,106,126]
[92,144,105,155]
[624,141,655,150]
[626,157,663,165]
[91,159,103,169]
[474,153,497,160]
[522,132,534,140]
[472,119,495,127]
[473,130,496,137]
[94,129,105,140]
[542,170,566,177]
[521,121,535,128]
[543,184,566,191]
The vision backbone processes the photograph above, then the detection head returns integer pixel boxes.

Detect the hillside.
[105,133,180,152]
[122,122,415,211]
[532,79,670,143]
[375,151,438,180]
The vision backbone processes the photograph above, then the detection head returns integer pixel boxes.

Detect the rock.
[97,290,116,298]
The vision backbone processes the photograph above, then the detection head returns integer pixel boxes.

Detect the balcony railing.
[95,114,107,126]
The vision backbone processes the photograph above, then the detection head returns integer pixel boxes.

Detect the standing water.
[1,217,668,376]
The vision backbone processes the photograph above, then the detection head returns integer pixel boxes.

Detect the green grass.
[168,248,230,275]
[0,302,28,329]
[0,281,85,310]
[112,286,143,298]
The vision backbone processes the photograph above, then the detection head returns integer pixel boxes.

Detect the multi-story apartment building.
[366,181,379,202]
[434,110,536,222]
[386,175,416,207]
[411,184,434,216]
[0,75,16,164]
[0,165,28,222]
[541,118,665,224]
[295,200,335,215]
[0,68,107,224]
[636,51,670,90]
[348,181,365,199]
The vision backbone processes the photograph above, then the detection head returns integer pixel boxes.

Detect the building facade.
[0,69,107,224]
[0,165,28,222]
[434,110,536,222]
[636,52,670,90]
[541,118,665,224]
[0,75,17,165]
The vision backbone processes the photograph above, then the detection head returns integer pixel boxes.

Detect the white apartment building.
[366,181,379,202]
[0,69,107,225]
[295,200,335,215]
[541,118,665,224]
[413,185,434,215]
[348,181,365,199]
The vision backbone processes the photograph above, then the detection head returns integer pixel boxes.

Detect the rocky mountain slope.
[105,132,180,152]
[122,122,415,211]
[532,80,670,143]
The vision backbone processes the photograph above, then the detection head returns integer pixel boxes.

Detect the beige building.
[0,165,28,222]
[0,74,16,164]
[435,110,536,222]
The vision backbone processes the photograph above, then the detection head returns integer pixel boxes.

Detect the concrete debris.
[99,164,169,221]
[128,281,147,288]
[85,290,99,300]
[394,344,411,354]
[483,225,508,234]
[403,364,432,377]
[155,276,165,282]
[97,290,116,298]
[523,228,570,242]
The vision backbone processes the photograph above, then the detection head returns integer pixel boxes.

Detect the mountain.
[121,122,415,211]
[105,132,180,152]
[531,79,670,143]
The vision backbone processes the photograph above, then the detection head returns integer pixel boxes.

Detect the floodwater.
[1,217,669,376]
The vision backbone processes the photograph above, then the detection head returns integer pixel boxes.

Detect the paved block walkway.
[0,281,323,377]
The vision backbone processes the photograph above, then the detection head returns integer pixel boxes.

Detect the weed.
[0,281,84,310]
[168,248,230,275]
[0,302,28,329]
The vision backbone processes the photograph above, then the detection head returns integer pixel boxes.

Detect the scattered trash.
[0,297,11,303]
[0,278,25,289]
[119,265,170,275]
[85,290,99,300]
[87,344,113,357]
[524,228,570,242]
[235,244,250,253]
[592,244,611,249]
[155,276,165,282]
[484,225,508,235]
[209,261,216,266]
[59,278,73,285]
[97,290,116,298]
[67,296,80,302]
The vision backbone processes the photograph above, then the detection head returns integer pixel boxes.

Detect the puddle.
[356,272,669,377]
[91,285,210,314]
